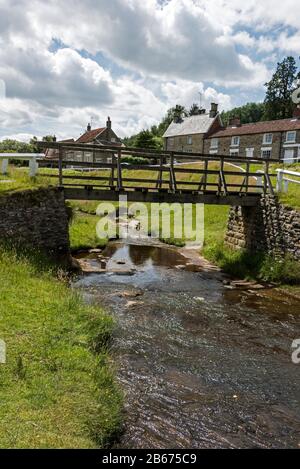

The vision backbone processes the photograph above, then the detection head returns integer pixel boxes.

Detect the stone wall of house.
[165,133,205,154]
[225,195,300,260]
[204,132,284,160]
[0,188,70,258]
[204,129,300,161]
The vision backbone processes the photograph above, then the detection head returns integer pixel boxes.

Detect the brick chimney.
[229,117,241,127]
[87,123,91,131]
[106,116,111,130]
[293,106,300,119]
[209,103,218,118]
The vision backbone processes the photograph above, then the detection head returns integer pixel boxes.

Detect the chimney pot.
[107,116,111,129]
[209,103,218,118]
[229,117,241,127]
[87,123,91,131]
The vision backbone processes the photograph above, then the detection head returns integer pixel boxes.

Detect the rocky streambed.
[73,242,300,449]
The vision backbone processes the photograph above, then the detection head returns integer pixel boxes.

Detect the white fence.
[0,153,44,177]
[276,169,300,192]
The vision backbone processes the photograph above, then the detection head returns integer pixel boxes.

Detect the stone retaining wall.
[0,188,70,256]
[225,195,300,260]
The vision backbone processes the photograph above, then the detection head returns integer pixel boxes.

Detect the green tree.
[189,103,202,116]
[221,102,266,126]
[264,56,300,120]
[134,130,159,149]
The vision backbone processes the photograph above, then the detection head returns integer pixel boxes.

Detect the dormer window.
[210,138,218,149]
[263,133,273,144]
[286,131,296,143]
[231,136,240,147]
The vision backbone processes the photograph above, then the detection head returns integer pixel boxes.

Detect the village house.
[163,103,222,155]
[45,117,122,162]
[204,109,300,163]
[69,117,122,163]
[163,102,300,163]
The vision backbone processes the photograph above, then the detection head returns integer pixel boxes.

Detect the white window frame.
[187,136,193,145]
[230,149,239,157]
[286,131,296,143]
[261,147,272,159]
[263,133,273,145]
[209,149,218,155]
[231,136,240,147]
[210,138,218,149]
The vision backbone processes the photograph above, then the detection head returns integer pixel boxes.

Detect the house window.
[263,133,273,144]
[210,138,218,149]
[261,148,272,159]
[187,136,193,145]
[168,137,174,148]
[286,131,296,143]
[231,136,240,147]
[111,137,116,143]
[230,149,239,157]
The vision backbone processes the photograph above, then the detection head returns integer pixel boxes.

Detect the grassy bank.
[0,247,122,448]
[203,241,300,284]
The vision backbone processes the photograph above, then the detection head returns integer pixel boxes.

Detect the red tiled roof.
[76,127,106,143]
[210,118,300,138]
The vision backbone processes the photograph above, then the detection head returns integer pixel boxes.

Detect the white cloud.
[0,0,300,139]
[0,133,41,143]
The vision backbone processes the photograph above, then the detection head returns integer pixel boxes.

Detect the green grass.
[0,247,122,448]
[69,212,108,251]
[203,241,300,284]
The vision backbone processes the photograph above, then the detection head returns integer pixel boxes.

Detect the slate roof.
[209,118,300,138]
[163,114,217,138]
[76,127,106,143]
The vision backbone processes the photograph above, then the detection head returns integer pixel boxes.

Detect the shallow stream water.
[74,243,300,449]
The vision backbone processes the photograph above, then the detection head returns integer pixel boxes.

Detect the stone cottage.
[204,109,300,162]
[163,103,222,154]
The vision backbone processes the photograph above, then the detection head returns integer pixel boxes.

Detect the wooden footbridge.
[38,142,276,206]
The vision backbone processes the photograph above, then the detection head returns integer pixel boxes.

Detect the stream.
[74,242,300,449]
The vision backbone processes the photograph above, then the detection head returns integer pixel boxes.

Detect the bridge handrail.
[0,153,43,176]
[37,141,280,164]
[276,168,300,193]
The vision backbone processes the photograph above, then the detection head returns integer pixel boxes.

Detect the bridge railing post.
[117,149,123,190]
[276,169,283,192]
[1,158,8,175]
[169,152,177,192]
[58,146,63,187]
[256,170,264,193]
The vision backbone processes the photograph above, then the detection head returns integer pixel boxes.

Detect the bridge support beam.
[225,195,300,260]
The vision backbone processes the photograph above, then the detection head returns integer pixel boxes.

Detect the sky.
[0,0,300,142]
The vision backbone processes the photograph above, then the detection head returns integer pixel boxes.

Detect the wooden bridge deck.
[38,142,276,206]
